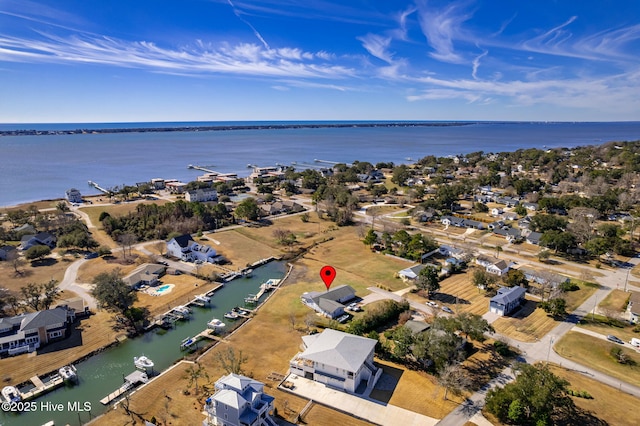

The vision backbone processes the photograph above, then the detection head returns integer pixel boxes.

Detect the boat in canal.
[207,318,225,329]
[1,386,21,402]
[223,311,239,320]
[134,355,154,370]
[58,365,78,383]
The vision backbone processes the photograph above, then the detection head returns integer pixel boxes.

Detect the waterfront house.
[185,188,218,203]
[166,234,218,263]
[65,188,82,203]
[19,232,57,251]
[203,373,276,426]
[165,180,188,194]
[123,263,166,288]
[289,329,381,394]
[0,306,75,356]
[300,285,356,319]
[489,286,526,316]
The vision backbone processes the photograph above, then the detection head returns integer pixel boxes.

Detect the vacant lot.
[549,364,638,426]
[0,251,71,294]
[555,331,640,387]
[404,270,490,316]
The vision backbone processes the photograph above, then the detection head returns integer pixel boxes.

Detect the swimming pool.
[148,284,174,296]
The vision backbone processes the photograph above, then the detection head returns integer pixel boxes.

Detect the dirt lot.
[0,251,71,294]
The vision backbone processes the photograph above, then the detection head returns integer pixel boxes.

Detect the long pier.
[187,165,220,174]
[19,374,65,401]
[87,180,111,194]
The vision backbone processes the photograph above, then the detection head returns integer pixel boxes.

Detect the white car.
[426,301,438,308]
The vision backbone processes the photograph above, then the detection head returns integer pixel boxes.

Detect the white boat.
[1,386,21,402]
[243,269,253,278]
[58,365,78,382]
[195,294,210,303]
[180,337,197,350]
[134,355,155,370]
[223,311,239,320]
[207,318,226,329]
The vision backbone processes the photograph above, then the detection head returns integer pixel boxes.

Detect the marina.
[0,261,286,426]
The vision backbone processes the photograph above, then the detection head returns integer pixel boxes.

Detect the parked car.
[158,260,169,266]
[441,306,454,314]
[346,302,362,312]
[426,301,438,308]
[607,335,624,345]
[84,252,98,259]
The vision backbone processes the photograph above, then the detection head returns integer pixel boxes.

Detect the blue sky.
[1,0,639,123]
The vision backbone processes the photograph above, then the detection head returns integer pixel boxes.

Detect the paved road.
[58,258,98,309]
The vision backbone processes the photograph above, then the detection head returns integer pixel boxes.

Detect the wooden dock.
[100,370,149,405]
[87,180,111,194]
[19,374,65,401]
[194,328,227,343]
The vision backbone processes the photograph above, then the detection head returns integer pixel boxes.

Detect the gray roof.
[404,320,431,335]
[490,286,526,305]
[299,329,376,372]
[310,285,355,305]
[399,264,426,279]
[21,307,68,330]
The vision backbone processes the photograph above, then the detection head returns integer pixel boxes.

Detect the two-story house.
[0,306,74,356]
[289,329,381,395]
[203,373,276,426]
[166,234,218,263]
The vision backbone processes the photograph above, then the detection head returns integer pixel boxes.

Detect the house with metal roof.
[300,285,356,319]
[398,264,427,281]
[203,373,276,426]
[289,329,382,394]
[489,286,526,316]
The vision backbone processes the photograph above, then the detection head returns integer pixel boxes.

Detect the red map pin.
[320,265,336,290]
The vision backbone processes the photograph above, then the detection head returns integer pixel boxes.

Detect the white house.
[185,188,218,203]
[166,234,218,263]
[0,307,75,356]
[489,286,526,316]
[398,264,427,282]
[626,291,640,324]
[300,285,356,319]
[203,373,276,426]
[490,207,503,217]
[65,188,82,203]
[289,329,382,394]
[486,260,510,276]
[475,255,500,268]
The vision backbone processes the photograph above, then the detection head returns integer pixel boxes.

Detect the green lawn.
[555,331,640,387]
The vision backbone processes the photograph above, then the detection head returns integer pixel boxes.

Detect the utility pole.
[547,336,554,364]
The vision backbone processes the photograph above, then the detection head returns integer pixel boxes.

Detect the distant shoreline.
[0,121,473,136]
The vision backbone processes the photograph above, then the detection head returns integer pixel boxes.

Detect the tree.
[456,312,494,341]
[21,282,46,311]
[92,269,141,331]
[539,298,567,318]
[416,266,440,297]
[118,233,137,259]
[538,249,551,263]
[391,325,414,358]
[438,364,471,400]
[362,229,378,248]
[472,268,495,291]
[185,362,209,395]
[235,197,260,221]
[25,245,51,261]
[215,347,248,375]
[6,249,25,276]
[503,269,527,288]
[485,363,575,425]
[41,279,60,309]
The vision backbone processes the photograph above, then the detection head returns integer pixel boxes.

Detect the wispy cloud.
[357,33,394,64]
[414,0,473,64]
[227,0,270,49]
[0,32,355,79]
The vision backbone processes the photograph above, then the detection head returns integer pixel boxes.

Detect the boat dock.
[314,159,353,167]
[19,374,65,401]
[100,370,149,405]
[187,165,220,174]
[87,180,111,194]
[153,284,223,329]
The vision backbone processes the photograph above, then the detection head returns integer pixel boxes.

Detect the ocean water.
[1,121,639,207]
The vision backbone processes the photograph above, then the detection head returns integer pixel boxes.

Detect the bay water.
[1,121,640,207]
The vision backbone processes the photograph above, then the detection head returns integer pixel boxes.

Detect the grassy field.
[577,314,640,345]
[599,289,630,312]
[404,270,491,316]
[555,331,640,387]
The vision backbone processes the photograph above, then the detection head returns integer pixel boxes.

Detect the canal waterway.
[0,261,286,426]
